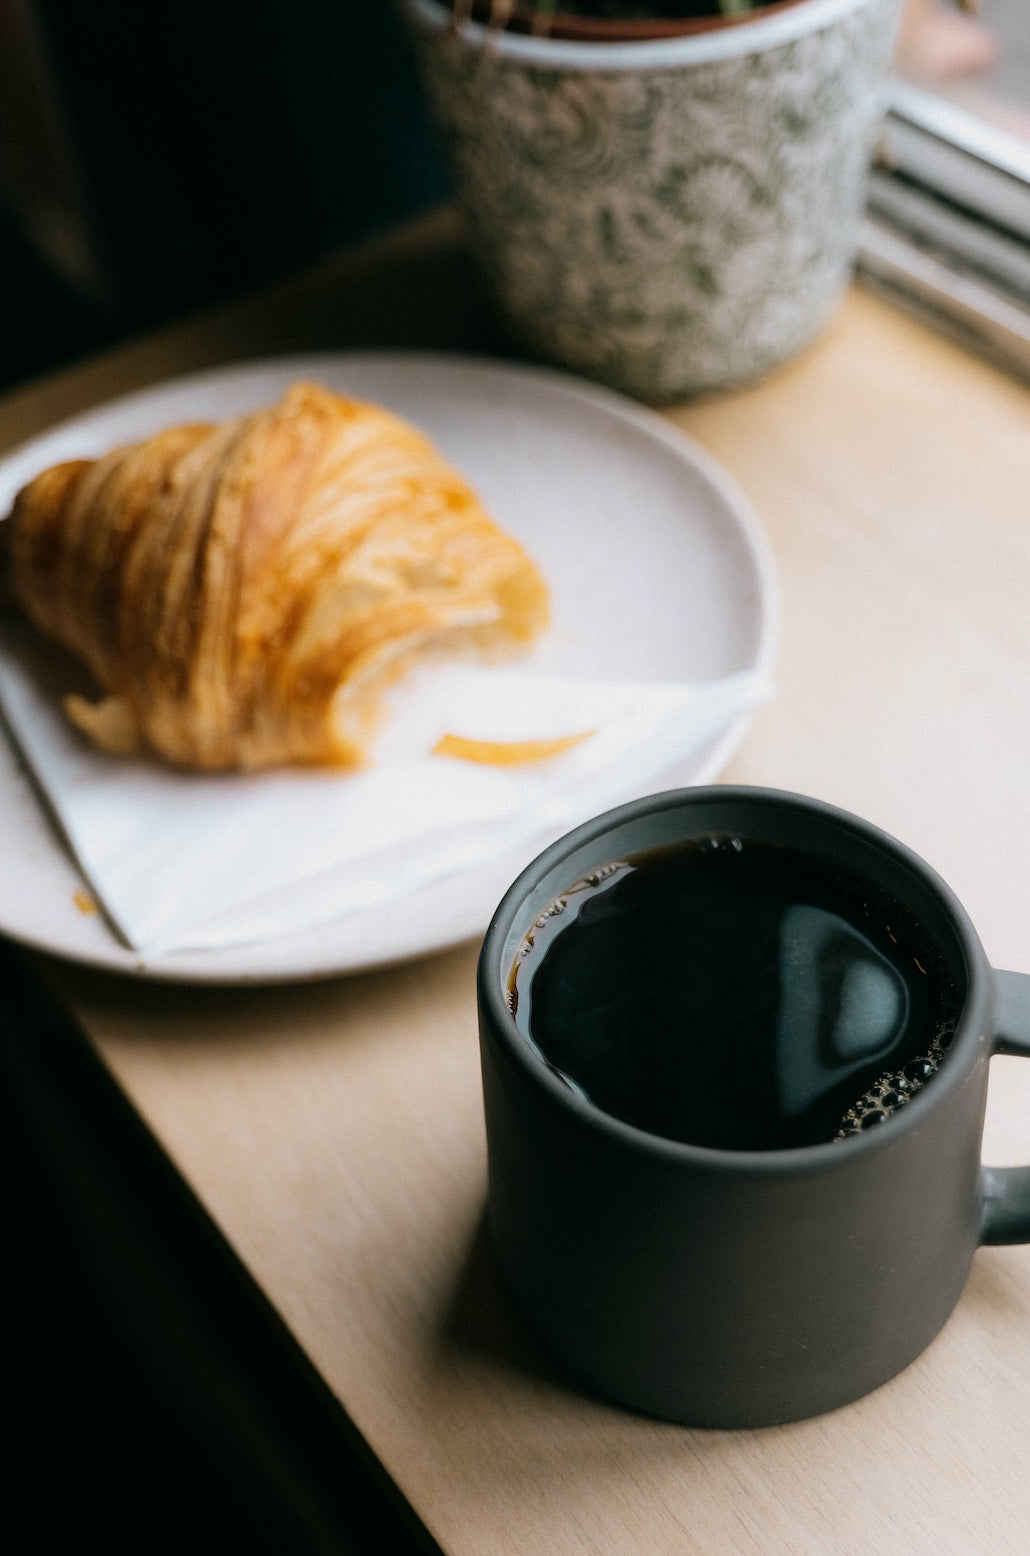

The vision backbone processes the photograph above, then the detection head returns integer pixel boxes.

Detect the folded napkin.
[0,619,770,955]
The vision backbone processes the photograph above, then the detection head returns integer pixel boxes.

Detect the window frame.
[858,79,1030,378]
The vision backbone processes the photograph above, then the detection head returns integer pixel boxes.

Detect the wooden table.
[5,208,1030,1554]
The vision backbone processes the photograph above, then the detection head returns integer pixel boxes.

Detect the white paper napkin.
[0,618,770,955]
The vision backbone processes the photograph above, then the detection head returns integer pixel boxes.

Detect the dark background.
[1,6,449,1548]
[0,0,452,395]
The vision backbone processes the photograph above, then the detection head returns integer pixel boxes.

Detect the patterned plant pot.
[405,0,901,400]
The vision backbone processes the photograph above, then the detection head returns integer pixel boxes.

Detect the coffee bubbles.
[834,1021,956,1137]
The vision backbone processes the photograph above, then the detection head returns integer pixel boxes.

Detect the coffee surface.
[508,835,961,1151]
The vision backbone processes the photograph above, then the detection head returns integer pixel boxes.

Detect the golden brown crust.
[6,382,549,770]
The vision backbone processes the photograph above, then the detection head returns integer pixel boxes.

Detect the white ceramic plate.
[0,352,777,982]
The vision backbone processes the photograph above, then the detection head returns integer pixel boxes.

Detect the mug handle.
[980,970,1030,1245]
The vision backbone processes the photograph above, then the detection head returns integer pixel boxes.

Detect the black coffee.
[508,834,962,1151]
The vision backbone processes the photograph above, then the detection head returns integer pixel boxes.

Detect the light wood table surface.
[4,209,1030,1554]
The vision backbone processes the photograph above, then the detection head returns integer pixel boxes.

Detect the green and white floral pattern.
[409,0,899,399]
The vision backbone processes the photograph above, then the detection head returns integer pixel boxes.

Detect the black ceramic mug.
[476,786,1030,1428]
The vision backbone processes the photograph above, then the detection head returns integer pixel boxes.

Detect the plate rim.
[0,349,779,983]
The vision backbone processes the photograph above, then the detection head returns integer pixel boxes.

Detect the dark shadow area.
[0,1,452,393]
[440,1205,583,1398]
[2,937,440,1554]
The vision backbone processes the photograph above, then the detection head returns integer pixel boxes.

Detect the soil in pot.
[455,0,807,40]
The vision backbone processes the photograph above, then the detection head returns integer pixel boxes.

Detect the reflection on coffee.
[508,835,962,1151]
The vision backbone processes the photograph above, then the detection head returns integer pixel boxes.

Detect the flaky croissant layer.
[2,381,550,770]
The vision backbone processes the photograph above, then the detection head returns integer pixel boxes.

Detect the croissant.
[1,381,549,770]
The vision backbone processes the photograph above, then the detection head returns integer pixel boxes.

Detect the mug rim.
[478,784,992,1173]
[406,0,888,71]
